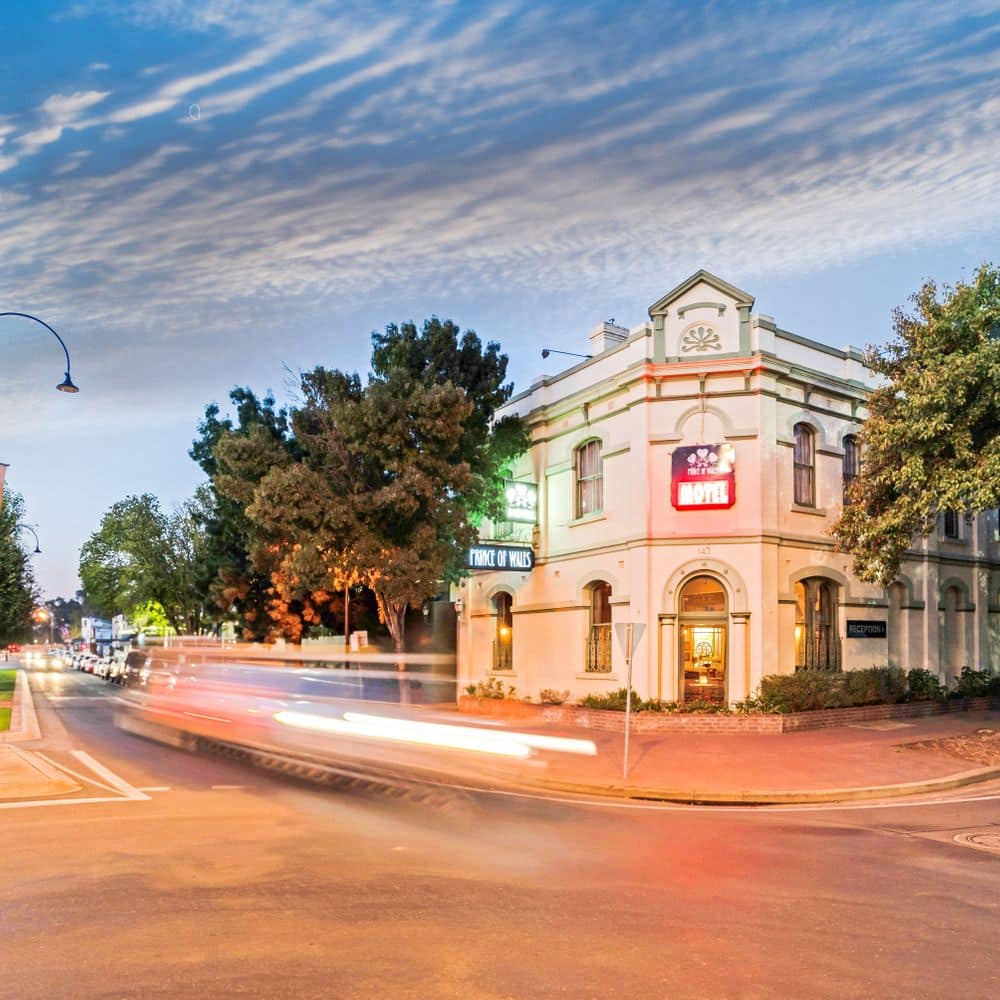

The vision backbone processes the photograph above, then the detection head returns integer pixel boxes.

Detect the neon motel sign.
[671,443,736,511]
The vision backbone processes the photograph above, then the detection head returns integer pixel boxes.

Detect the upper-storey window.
[842,435,860,503]
[943,508,960,540]
[575,440,603,517]
[793,424,815,507]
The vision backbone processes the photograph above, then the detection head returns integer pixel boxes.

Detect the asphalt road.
[3,666,998,1000]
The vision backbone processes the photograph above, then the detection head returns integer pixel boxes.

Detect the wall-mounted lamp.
[541,348,592,361]
[454,598,464,615]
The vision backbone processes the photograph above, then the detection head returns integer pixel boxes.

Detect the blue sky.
[1,0,998,598]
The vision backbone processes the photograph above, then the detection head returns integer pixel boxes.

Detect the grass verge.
[0,706,11,731]
[0,669,16,696]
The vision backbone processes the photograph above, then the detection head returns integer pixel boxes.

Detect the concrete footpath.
[0,668,80,799]
[518,709,1000,803]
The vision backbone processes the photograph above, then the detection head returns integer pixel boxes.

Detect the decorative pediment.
[648,270,754,318]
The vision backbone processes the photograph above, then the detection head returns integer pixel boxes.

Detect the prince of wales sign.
[671,444,736,511]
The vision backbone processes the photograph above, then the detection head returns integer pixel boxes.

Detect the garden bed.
[457,694,996,734]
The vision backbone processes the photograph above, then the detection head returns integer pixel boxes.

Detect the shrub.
[758,671,842,713]
[841,666,908,706]
[539,688,570,705]
[906,668,946,702]
[465,677,516,700]
[579,688,642,711]
[952,666,993,698]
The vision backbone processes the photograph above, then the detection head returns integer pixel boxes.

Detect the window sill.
[575,672,619,681]
[790,504,827,517]
[568,512,607,527]
[488,670,516,678]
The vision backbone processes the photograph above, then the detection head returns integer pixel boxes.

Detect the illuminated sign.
[504,480,538,524]
[671,443,736,510]
[466,544,535,571]
[846,620,887,639]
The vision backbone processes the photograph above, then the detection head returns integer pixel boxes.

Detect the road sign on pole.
[614,622,645,781]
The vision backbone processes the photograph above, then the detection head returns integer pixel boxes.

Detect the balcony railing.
[586,623,612,673]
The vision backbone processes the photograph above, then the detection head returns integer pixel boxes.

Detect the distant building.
[456,270,1000,703]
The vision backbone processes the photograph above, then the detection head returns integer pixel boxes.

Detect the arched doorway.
[794,578,841,670]
[678,575,728,703]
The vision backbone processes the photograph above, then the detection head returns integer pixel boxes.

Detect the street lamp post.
[15,524,41,554]
[0,311,80,393]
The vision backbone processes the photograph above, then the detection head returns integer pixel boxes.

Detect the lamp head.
[34,544,41,554]
[57,372,79,393]
[541,349,550,358]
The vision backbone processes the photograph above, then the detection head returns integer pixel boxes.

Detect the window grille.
[842,435,859,503]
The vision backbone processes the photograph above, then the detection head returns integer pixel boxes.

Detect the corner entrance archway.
[678,575,728,703]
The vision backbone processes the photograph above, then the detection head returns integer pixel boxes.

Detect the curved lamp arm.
[0,311,79,393]
[15,523,41,554]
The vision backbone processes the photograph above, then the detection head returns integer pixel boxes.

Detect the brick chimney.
[588,320,629,355]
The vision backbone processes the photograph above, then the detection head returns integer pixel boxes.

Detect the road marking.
[0,796,142,810]
[137,786,171,792]
[211,784,250,790]
[70,749,150,801]
[34,752,120,795]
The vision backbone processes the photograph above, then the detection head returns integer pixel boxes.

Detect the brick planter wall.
[457,695,995,734]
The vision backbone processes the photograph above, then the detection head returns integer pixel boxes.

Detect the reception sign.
[846,620,887,639]
[467,543,535,571]
[671,444,736,510]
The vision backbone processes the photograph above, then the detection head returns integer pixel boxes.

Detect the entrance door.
[678,576,728,703]
[680,623,727,702]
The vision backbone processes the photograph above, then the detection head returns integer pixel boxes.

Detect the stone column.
[729,612,751,702]
[658,613,677,701]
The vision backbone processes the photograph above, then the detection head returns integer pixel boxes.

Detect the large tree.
[212,319,527,649]
[833,263,1000,584]
[0,491,38,644]
[79,493,208,633]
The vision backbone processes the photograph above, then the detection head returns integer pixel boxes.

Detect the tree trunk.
[375,591,409,702]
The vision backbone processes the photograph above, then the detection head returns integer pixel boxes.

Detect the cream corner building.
[456,270,1000,703]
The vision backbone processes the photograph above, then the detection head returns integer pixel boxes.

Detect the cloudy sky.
[1,0,998,598]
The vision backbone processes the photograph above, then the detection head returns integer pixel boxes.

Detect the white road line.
[70,749,150,801]
[0,796,140,810]
[211,784,251,790]
[137,786,171,792]
[34,752,120,795]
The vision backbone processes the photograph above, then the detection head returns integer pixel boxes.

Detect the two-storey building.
[455,270,1000,703]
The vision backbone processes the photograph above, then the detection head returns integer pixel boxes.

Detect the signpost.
[614,621,646,781]
[671,443,736,511]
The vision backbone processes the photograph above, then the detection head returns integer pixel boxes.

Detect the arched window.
[585,581,612,672]
[794,578,841,670]
[842,435,859,503]
[793,423,815,507]
[492,592,513,671]
[575,440,603,517]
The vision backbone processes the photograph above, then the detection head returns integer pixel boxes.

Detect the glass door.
[680,624,726,703]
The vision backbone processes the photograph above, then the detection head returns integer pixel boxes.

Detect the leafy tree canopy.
[190,388,295,639]
[0,491,38,644]
[212,318,527,648]
[833,263,1000,584]
[79,493,208,634]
